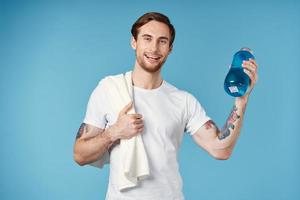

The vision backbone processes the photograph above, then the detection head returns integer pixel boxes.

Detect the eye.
[144,37,151,41]
[160,40,168,45]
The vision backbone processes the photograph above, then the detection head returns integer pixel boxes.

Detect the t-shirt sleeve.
[184,92,211,135]
[83,80,108,129]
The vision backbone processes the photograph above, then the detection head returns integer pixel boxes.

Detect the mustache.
[144,52,162,57]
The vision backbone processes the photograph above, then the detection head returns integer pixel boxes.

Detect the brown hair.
[131,12,176,47]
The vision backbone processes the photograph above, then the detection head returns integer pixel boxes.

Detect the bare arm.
[192,98,247,160]
[73,123,116,166]
[192,58,258,160]
[73,101,144,166]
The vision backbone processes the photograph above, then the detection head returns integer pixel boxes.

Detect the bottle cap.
[240,47,254,55]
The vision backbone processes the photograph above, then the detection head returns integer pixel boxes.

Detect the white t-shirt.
[83,77,210,200]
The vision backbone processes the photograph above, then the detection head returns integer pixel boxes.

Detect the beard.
[136,51,168,73]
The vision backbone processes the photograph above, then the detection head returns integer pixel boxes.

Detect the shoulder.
[87,72,125,98]
[98,72,125,85]
[163,81,206,112]
[94,71,127,91]
[163,80,194,100]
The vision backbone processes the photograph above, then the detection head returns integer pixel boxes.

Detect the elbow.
[73,142,88,166]
[214,153,231,160]
[211,150,232,160]
[74,153,87,166]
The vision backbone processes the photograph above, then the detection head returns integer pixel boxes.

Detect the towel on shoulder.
[91,71,150,191]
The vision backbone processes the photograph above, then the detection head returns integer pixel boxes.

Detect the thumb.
[119,101,133,116]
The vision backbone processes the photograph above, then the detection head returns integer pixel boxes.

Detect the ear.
[168,45,173,54]
[131,36,137,50]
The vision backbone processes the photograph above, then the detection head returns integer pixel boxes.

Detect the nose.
[149,40,159,52]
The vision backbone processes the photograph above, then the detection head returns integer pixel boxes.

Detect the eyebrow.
[141,34,152,38]
[141,34,169,41]
[159,36,169,41]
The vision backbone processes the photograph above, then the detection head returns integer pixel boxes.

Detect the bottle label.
[228,86,238,93]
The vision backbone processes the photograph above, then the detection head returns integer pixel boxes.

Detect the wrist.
[105,124,119,143]
[235,94,249,106]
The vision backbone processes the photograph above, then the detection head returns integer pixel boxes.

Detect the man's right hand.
[109,101,144,141]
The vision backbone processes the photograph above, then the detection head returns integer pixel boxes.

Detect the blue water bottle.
[224,47,255,97]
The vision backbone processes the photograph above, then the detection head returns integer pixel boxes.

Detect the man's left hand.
[239,58,259,100]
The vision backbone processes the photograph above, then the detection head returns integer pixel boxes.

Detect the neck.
[131,63,163,90]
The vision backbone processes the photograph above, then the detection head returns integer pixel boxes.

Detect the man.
[73,12,258,200]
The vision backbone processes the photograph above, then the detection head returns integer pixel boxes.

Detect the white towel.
[101,70,150,191]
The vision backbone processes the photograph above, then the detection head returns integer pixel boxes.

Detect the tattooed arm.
[192,58,258,160]
[73,102,144,166]
[192,98,248,160]
[73,123,119,166]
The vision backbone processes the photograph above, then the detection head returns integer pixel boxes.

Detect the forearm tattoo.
[75,123,120,152]
[76,123,86,139]
[218,105,241,140]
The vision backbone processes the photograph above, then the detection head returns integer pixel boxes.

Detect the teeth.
[145,54,160,60]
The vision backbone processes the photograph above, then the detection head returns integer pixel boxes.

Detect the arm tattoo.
[204,120,219,131]
[76,123,86,139]
[75,123,118,151]
[218,105,241,140]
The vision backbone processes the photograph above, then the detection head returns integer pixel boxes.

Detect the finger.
[134,123,144,129]
[119,101,133,115]
[129,113,143,119]
[248,59,259,81]
[243,70,254,89]
[249,58,258,68]
[137,127,144,133]
[134,119,143,125]
[242,61,256,73]
[243,68,252,77]
[242,64,255,73]
[243,68,256,84]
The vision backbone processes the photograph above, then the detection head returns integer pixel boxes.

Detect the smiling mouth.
[144,53,162,61]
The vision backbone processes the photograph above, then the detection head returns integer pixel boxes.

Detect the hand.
[110,101,144,141]
[239,58,259,100]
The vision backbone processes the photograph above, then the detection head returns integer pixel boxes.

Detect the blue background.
[1,0,299,199]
